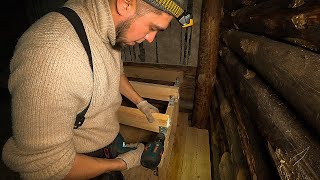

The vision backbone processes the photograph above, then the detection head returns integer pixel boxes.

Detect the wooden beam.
[192,0,222,129]
[220,47,320,179]
[222,29,320,136]
[124,66,184,84]
[231,1,320,51]
[118,106,169,132]
[129,81,179,101]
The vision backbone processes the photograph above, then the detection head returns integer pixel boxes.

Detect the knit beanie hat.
[142,0,184,18]
[142,0,193,27]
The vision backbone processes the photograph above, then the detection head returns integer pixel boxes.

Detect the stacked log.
[222,29,320,136]
[217,62,276,179]
[215,79,251,179]
[231,0,320,51]
[219,47,320,179]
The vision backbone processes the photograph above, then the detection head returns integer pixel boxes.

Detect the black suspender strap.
[55,7,93,129]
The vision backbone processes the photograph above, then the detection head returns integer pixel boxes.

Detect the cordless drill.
[140,133,165,170]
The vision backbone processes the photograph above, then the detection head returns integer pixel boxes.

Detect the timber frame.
[118,65,183,171]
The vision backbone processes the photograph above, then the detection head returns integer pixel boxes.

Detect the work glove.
[136,100,159,123]
[116,143,145,170]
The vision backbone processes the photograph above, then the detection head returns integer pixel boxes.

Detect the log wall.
[206,0,320,179]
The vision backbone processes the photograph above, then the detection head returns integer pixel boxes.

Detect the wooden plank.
[196,128,212,180]
[181,127,211,180]
[123,62,197,113]
[124,66,184,84]
[130,81,179,101]
[166,113,189,179]
[158,101,179,168]
[118,106,169,133]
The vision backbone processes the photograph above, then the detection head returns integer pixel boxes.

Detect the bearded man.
[2,0,192,179]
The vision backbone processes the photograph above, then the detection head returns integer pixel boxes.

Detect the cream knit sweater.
[2,0,123,179]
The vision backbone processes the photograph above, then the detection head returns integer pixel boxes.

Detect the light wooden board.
[118,106,169,133]
[122,103,179,180]
[181,127,211,180]
[130,81,179,101]
[166,112,189,179]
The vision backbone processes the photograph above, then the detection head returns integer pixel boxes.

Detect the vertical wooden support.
[192,0,222,129]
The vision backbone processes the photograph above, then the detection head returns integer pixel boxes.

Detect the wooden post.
[231,1,320,51]
[192,0,222,129]
[222,29,320,136]
[220,47,320,179]
[217,61,276,180]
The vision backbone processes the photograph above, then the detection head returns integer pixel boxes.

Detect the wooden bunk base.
[121,113,212,180]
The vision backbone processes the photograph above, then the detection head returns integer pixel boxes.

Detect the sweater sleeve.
[2,43,92,179]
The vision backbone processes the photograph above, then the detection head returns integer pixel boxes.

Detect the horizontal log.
[220,47,320,179]
[232,1,320,51]
[217,62,276,179]
[222,29,320,136]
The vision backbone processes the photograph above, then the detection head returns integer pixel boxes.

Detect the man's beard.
[114,17,135,50]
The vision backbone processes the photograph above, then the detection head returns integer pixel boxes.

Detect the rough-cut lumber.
[215,79,250,179]
[220,47,320,179]
[217,62,275,180]
[192,0,222,129]
[222,29,320,136]
[231,1,320,51]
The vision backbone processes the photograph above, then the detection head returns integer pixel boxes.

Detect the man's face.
[115,11,173,48]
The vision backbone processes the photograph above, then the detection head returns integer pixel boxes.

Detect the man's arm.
[119,74,144,105]
[119,74,159,122]
[64,154,126,180]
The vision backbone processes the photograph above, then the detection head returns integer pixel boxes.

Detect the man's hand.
[116,143,145,170]
[136,100,159,123]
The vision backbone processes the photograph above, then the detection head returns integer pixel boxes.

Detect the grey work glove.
[136,100,159,123]
[116,143,145,170]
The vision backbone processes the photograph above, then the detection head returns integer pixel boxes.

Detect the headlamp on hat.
[145,0,194,27]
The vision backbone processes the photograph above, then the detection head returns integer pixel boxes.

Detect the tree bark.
[231,1,320,51]
[215,79,250,179]
[217,62,277,180]
[220,47,320,179]
[222,29,320,136]
[192,0,222,129]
